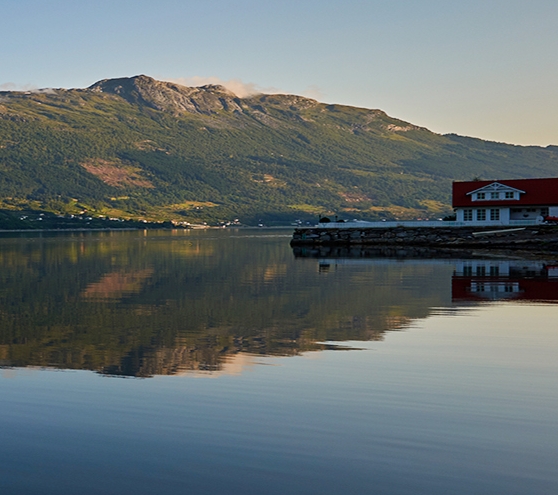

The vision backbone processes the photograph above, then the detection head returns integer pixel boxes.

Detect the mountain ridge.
[0,75,557,225]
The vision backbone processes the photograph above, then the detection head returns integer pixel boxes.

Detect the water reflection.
[453,260,558,302]
[82,268,155,300]
[0,231,557,377]
[296,246,558,303]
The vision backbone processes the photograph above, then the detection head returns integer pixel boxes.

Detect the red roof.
[453,177,558,207]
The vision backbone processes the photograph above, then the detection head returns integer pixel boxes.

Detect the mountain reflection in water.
[0,230,556,378]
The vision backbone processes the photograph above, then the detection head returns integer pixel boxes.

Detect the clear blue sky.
[1,0,557,146]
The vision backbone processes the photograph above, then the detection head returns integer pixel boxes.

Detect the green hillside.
[0,75,557,225]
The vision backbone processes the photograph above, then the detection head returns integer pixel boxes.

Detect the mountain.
[0,75,557,225]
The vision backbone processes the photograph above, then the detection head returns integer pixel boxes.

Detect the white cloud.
[301,84,325,101]
[0,82,55,93]
[0,82,18,91]
[161,76,283,98]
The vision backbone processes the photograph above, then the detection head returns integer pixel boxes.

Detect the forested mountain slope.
[0,75,556,224]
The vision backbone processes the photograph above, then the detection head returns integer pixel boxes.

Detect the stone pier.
[290,225,558,251]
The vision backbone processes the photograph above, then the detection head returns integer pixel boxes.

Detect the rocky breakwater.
[291,225,558,251]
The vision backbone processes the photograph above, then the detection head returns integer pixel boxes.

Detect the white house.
[453,177,558,225]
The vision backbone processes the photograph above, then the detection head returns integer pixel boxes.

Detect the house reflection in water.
[298,247,558,304]
[452,260,558,303]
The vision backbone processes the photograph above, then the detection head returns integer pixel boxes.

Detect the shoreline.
[0,225,295,234]
[291,225,558,253]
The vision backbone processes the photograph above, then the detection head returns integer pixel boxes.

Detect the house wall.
[509,207,548,220]
[500,208,510,224]
[455,206,511,224]
[454,260,513,277]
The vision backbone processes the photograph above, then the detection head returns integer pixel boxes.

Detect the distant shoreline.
[0,225,295,234]
[0,227,143,233]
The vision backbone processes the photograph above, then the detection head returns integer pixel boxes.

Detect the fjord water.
[0,230,557,495]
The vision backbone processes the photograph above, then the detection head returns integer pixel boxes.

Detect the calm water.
[0,230,557,494]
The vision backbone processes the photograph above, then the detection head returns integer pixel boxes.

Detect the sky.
[1,0,557,146]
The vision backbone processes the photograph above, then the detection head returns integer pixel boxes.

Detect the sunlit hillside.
[1,75,557,225]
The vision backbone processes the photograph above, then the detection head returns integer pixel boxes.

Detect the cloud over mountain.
[161,76,282,98]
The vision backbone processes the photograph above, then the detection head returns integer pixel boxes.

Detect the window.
[490,209,500,221]
[463,266,473,276]
[505,191,514,199]
[477,192,486,200]
[490,192,499,199]
[476,266,486,276]
[463,209,473,221]
[490,266,499,276]
[477,209,486,221]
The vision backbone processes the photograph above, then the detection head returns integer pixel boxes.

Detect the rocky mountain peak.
[88,75,242,115]
[197,84,237,96]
